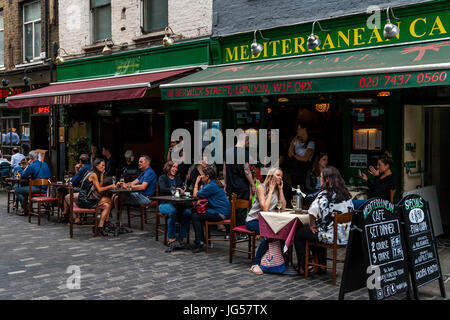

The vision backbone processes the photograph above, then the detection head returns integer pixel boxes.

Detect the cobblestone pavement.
[0,192,449,300]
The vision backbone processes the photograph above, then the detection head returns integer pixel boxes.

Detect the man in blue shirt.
[71,154,91,188]
[112,155,157,220]
[15,150,52,213]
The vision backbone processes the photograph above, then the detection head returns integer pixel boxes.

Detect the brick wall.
[58,0,212,57]
[212,0,427,36]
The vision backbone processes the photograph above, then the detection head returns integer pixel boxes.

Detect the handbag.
[260,240,286,274]
[87,185,103,201]
[194,198,208,214]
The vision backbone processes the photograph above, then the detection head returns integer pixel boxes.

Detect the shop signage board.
[397,194,446,299]
[161,41,450,100]
[339,198,411,300]
[221,7,450,63]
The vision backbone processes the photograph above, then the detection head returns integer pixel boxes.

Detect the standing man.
[112,155,157,223]
[224,131,255,227]
[14,150,51,214]
[11,147,25,168]
[102,146,119,179]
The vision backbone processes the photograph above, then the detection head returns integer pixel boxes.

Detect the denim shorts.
[122,192,151,205]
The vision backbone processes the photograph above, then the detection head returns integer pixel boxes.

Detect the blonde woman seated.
[246,167,286,275]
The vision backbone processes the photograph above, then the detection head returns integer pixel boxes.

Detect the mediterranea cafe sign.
[223,8,450,63]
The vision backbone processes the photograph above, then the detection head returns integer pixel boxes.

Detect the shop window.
[141,0,168,33]
[23,1,41,62]
[0,10,4,66]
[91,0,111,42]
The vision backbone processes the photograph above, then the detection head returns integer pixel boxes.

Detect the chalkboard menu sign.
[398,194,446,299]
[339,198,411,300]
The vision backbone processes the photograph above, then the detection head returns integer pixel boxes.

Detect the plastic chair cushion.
[31,197,57,202]
[232,225,256,234]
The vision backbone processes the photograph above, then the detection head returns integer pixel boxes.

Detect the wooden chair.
[204,193,238,253]
[7,187,16,213]
[28,178,59,225]
[68,186,98,238]
[390,189,396,203]
[126,183,159,231]
[305,212,353,285]
[229,193,254,263]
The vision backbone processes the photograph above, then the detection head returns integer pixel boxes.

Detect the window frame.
[22,0,42,63]
[140,0,168,34]
[91,0,112,43]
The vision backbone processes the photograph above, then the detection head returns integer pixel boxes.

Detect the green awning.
[160,40,450,100]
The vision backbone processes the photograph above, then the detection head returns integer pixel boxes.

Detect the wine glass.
[64,174,69,184]
[170,184,176,198]
[15,171,20,180]
[276,201,282,213]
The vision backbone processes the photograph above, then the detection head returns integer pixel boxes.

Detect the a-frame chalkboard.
[397,194,446,299]
[339,198,411,300]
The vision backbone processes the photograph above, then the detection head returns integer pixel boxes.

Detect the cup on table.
[185,191,191,198]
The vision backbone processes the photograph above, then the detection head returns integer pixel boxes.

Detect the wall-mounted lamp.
[383,7,400,39]
[251,30,270,56]
[102,38,115,55]
[307,21,330,50]
[1,79,9,87]
[55,48,69,65]
[163,26,183,47]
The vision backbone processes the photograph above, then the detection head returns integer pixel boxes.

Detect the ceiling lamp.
[307,21,329,50]
[251,30,270,56]
[1,79,9,87]
[163,26,183,47]
[383,7,400,39]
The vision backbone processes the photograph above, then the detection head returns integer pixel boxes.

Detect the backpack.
[260,240,286,274]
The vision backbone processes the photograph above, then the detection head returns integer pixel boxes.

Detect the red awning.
[6,67,198,108]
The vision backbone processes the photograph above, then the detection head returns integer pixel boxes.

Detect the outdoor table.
[258,210,310,253]
[107,188,137,236]
[148,195,197,204]
[5,177,29,187]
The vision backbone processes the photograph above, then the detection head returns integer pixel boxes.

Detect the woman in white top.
[246,167,286,275]
[288,123,315,188]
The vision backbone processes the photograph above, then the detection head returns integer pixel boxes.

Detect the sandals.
[250,265,263,275]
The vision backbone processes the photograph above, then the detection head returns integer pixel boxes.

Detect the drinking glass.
[170,185,176,198]
[291,199,298,211]
[64,175,69,184]
[276,201,282,213]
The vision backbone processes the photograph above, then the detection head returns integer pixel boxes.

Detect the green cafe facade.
[160,1,450,233]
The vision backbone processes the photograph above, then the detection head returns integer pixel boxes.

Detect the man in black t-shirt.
[224,132,255,227]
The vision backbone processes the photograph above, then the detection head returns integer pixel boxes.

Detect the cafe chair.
[7,184,17,213]
[126,183,159,231]
[28,178,59,225]
[305,211,353,285]
[68,186,99,238]
[229,193,254,263]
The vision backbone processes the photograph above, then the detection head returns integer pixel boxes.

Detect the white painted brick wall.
[59,0,212,57]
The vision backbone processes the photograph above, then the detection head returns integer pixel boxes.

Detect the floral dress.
[308,191,354,245]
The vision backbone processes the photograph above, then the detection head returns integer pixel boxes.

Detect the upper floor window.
[23,1,42,62]
[0,10,4,66]
[142,0,168,33]
[91,0,111,43]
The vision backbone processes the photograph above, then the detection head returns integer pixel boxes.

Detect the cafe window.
[0,10,4,66]
[91,0,111,42]
[141,0,168,33]
[351,107,384,151]
[23,1,42,62]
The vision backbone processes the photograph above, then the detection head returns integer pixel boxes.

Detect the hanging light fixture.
[251,30,270,56]
[307,21,329,50]
[102,38,115,55]
[163,26,183,47]
[55,48,69,65]
[1,79,9,87]
[383,7,400,39]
